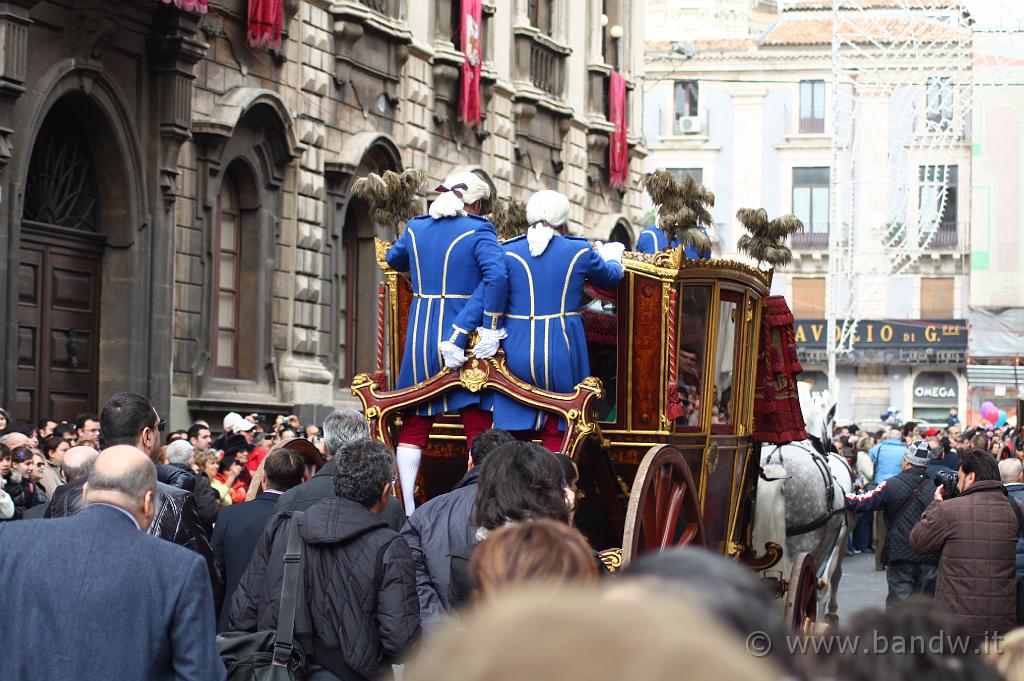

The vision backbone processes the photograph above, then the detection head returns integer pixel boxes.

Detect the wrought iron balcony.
[798,117,825,134]
[790,231,829,250]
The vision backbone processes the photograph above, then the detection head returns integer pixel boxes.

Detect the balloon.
[981,402,998,421]
[995,410,1007,427]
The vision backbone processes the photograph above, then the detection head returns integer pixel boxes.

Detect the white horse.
[752,385,853,625]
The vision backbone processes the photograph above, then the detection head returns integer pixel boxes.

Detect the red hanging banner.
[459,0,483,128]
[248,0,283,50]
[608,70,629,187]
[159,0,208,13]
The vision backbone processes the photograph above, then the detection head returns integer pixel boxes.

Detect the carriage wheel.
[784,552,818,632]
[622,445,706,564]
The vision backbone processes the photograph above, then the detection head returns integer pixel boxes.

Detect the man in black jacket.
[401,428,512,627]
[212,446,305,632]
[46,392,222,604]
[230,439,419,681]
[845,440,939,607]
[275,409,405,531]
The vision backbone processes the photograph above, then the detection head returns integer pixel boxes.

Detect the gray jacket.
[400,468,478,627]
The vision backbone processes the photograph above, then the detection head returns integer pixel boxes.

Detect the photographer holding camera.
[845,440,939,607]
[909,449,1021,640]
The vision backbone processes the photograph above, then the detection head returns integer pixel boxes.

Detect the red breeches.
[397,405,493,450]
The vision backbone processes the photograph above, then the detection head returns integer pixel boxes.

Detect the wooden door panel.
[16,236,101,423]
[16,247,43,421]
[50,265,96,313]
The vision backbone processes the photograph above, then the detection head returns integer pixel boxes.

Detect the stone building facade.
[643,0,972,426]
[1,0,647,428]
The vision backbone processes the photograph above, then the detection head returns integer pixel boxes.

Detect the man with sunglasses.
[46,392,222,605]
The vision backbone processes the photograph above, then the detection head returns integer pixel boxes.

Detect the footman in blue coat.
[636,224,711,259]
[480,190,625,451]
[386,171,508,513]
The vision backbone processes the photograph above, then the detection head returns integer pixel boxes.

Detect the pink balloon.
[981,402,998,421]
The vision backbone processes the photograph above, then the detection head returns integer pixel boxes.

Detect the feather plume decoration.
[488,197,529,240]
[351,169,426,238]
[641,169,715,252]
[735,207,804,269]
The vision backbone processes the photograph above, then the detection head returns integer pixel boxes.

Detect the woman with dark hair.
[616,547,800,678]
[470,520,598,598]
[449,441,569,608]
[6,446,46,517]
[39,434,70,497]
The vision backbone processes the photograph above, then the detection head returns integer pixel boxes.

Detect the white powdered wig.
[525,189,570,256]
[429,171,491,219]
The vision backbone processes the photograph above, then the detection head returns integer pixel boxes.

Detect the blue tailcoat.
[635,225,710,259]
[481,235,624,431]
[387,214,508,416]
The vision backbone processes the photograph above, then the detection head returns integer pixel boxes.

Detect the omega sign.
[913,372,959,406]
[914,386,956,399]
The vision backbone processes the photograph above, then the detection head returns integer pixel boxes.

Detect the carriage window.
[712,296,739,432]
[675,286,710,430]
[584,284,619,423]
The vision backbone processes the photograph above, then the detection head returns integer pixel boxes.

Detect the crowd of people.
[0,405,322,523]
[1,391,1024,681]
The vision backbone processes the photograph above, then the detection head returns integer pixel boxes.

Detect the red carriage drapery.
[459,0,483,127]
[753,295,807,444]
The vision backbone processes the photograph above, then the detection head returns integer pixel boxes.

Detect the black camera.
[933,469,960,499]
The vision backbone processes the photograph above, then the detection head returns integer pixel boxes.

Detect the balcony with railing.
[791,230,829,250]
[919,222,966,250]
[799,116,825,134]
[513,26,570,101]
[358,0,399,17]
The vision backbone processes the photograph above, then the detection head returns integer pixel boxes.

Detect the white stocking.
[396,445,422,515]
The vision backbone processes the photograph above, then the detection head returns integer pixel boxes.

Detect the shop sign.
[913,372,959,405]
[793,319,967,350]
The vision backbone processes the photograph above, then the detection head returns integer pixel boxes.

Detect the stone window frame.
[193,94,301,400]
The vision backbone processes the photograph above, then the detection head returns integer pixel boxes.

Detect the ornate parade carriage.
[348,237,821,623]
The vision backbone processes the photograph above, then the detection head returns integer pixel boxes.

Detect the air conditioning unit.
[678,116,702,134]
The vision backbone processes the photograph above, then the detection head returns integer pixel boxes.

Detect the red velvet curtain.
[459,0,483,127]
[608,70,629,187]
[160,0,208,13]
[248,0,283,50]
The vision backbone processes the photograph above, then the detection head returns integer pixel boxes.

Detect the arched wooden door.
[17,101,105,423]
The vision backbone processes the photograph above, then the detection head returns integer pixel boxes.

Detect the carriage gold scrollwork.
[459,360,488,393]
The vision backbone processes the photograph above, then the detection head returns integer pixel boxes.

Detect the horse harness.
[760,437,851,538]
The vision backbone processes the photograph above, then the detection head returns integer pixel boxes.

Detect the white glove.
[598,241,625,264]
[473,327,507,359]
[439,341,467,369]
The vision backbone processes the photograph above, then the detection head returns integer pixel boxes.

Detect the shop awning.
[160,0,208,14]
[966,364,1024,389]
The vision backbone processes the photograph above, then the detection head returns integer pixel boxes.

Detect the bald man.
[1003,458,1024,581]
[0,446,226,681]
[62,445,100,485]
[22,446,100,520]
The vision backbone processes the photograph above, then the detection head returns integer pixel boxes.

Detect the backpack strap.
[273,511,305,668]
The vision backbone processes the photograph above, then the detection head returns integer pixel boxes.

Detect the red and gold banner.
[459,0,483,127]
[248,0,283,50]
[159,0,208,13]
[608,70,629,187]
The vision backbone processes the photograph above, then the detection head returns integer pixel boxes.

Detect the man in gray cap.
[844,440,939,607]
